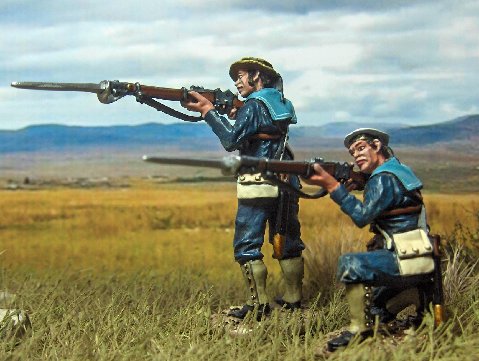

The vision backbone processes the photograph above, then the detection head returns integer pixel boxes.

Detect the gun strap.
[136,96,202,122]
[264,174,328,199]
[278,131,289,161]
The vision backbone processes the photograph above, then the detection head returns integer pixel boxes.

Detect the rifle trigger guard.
[263,174,328,199]
[181,87,189,101]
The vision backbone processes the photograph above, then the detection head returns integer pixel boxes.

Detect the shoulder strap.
[249,133,282,140]
[375,225,394,250]
[378,190,424,218]
[379,205,422,218]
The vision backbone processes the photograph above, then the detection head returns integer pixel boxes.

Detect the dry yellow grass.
[0,181,478,360]
[0,182,237,278]
[0,181,477,279]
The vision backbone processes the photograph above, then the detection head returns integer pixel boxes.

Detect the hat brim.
[229,60,279,81]
[344,128,390,148]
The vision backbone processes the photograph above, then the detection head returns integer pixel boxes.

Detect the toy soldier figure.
[305,128,435,351]
[0,291,31,339]
[182,57,305,320]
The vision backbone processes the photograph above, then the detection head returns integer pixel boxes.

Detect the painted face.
[348,139,383,174]
[234,70,256,97]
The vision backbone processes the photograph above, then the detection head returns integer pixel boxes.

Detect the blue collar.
[246,88,297,123]
[371,157,422,191]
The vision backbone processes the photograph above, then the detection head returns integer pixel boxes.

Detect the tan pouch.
[393,229,434,276]
[236,173,279,199]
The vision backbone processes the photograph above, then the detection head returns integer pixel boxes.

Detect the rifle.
[430,234,446,327]
[272,189,289,259]
[10,80,243,122]
[142,154,367,199]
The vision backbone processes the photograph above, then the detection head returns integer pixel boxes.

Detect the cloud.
[1,0,478,129]
[223,0,439,14]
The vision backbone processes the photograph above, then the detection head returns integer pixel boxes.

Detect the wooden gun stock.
[121,82,244,114]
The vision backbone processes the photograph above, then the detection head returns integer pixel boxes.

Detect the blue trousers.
[337,249,431,286]
[233,196,304,264]
[337,249,433,317]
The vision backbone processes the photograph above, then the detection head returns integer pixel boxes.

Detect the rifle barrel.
[11,81,105,93]
[255,158,313,177]
[142,155,225,169]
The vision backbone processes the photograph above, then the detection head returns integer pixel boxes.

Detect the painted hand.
[302,163,340,193]
[180,91,215,118]
[228,107,238,120]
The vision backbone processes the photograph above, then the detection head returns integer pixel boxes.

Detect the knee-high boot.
[277,256,304,309]
[228,260,270,320]
[327,284,374,352]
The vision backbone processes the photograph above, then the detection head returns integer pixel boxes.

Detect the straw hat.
[229,57,280,81]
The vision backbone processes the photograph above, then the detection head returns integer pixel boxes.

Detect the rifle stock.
[120,82,243,113]
[133,85,186,101]
[138,84,244,109]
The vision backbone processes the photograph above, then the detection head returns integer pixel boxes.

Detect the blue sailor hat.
[344,128,390,148]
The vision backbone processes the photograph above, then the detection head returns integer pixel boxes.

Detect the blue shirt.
[330,158,423,238]
[203,88,295,159]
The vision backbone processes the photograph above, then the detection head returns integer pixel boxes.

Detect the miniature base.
[314,317,423,357]
[0,308,32,339]
[210,303,307,337]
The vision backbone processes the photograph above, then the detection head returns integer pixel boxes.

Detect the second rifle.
[142,154,367,198]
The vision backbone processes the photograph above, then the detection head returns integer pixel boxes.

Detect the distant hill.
[290,122,406,139]
[289,114,478,149]
[0,114,477,153]
[0,122,221,153]
[391,114,479,144]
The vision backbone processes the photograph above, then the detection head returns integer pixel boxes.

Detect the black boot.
[327,331,355,351]
[327,330,372,352]
[275,297,301,310]
[228,303,271,321]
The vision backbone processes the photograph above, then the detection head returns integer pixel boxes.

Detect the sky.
[1,0,478,130]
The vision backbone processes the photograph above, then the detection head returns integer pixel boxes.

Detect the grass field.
[0,181,478,360]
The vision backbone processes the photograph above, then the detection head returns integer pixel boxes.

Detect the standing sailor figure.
[182,57,305,319]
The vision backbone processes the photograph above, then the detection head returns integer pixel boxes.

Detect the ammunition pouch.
[393,229,434,276]
[236,173,279,199]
